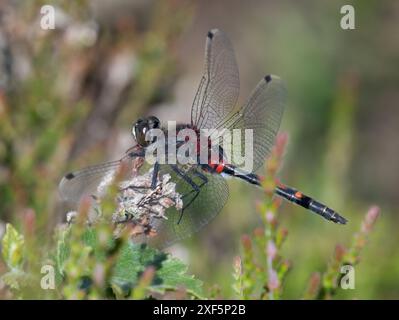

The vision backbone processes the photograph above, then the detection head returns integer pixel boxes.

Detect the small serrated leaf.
[1,224,25,270]
[112,242,144,285]
[1,271,22,290]
[154,256,204,298]
[112,242,203,299]
[55,226,71,277]
[1,269,31,292]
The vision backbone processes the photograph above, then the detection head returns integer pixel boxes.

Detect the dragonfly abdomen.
[213,163,261,185]
[216,163,347,225]
[275,184,347,224]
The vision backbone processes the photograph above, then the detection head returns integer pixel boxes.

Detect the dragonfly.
[59,29,347,248]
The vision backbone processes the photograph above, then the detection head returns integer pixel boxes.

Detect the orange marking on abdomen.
[277,181,286,189]
[295,191,303,199]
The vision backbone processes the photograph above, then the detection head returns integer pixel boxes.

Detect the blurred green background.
[0,0,398,299]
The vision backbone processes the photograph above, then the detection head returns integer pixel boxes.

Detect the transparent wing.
[191,29,240,130]
[58,154,133,203]
[211,75,286,172]
[148,164,229,248]
[60,158,229,247]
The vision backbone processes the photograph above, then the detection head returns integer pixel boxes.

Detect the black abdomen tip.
[265,74,272,83]
[335,214,348,225]
[207,31,214,39]
[65,172,75,180]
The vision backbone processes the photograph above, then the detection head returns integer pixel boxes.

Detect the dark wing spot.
[264,74,272,83]
[65,172,75,180]
[207,31,214,39]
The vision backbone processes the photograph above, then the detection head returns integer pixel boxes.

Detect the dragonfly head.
[132,116,161,147]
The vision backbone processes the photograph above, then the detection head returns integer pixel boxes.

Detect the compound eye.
[148,116,160,129]
[132,118,145,140]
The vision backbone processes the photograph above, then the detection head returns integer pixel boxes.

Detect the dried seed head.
[65,166,182,241]
[112,168,182,238]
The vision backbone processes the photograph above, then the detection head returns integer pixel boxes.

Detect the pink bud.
[267,241,277,260]
[268,269,280,290]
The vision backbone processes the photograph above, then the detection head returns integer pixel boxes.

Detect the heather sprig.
[236,133,291,300]
[308,205,380,299]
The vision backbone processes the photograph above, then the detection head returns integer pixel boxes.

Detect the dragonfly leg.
[127,149,145,158]
[192,169,209,188]
[180,170,208,210]
[151,162,160,190]
[123,185,149,192]
[122,161,160,192]
[170,165,209,224]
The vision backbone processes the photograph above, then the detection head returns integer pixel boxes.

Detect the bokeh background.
[0,0,398,299]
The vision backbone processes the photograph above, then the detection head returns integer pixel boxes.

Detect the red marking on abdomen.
[209,163,225,174]
[215,163,224,173]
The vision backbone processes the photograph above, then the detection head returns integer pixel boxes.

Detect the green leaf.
[55,226,71,278]
[54,226,102,278]
[53,225,203,299]
[1,224,25,270]
[1,270,28,290]
[112,242,204,299]
[82,228,97,248]
[154,255,204,298]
